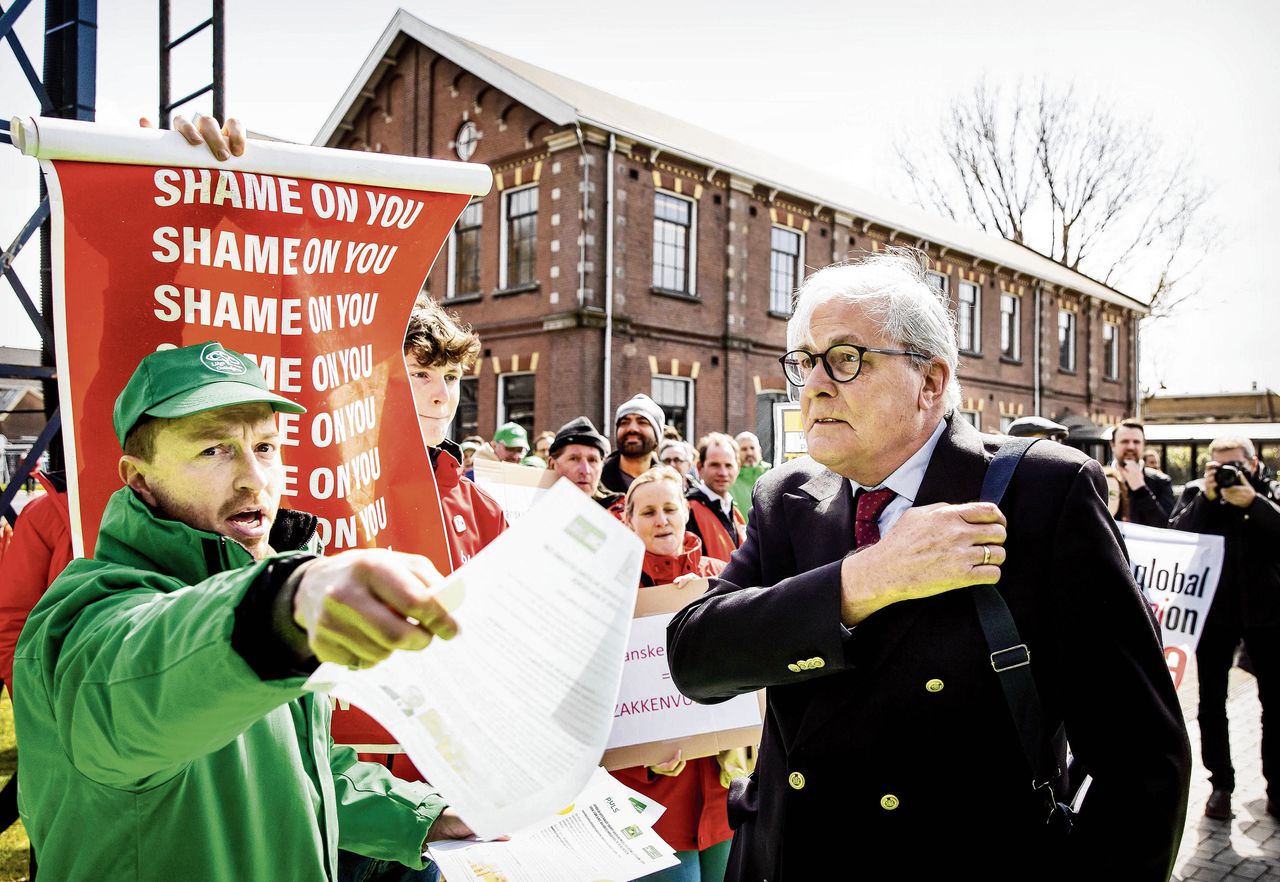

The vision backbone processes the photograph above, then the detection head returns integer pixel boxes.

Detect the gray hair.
[787,250,961,414]
[1209,437,1257,459]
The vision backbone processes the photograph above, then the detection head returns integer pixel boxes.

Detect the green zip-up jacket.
[14,487,446,880]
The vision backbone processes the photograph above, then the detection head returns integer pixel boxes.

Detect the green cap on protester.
[493,421,529,451]
[113,341,307,446]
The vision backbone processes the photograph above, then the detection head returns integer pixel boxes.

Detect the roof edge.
[314,9,578,148]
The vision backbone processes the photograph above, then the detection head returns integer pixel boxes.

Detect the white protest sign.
[473,458,558,524]
[603,580,764,770]
[1120,521,1225,689]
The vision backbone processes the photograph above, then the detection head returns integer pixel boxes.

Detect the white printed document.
[307,480,644,837]
[427,767,679,882]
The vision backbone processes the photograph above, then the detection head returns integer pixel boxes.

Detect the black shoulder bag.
[975,437,1085,839]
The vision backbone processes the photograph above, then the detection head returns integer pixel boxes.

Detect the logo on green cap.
[201,343,247,376]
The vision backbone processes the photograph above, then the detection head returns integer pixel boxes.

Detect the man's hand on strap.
[840,501,1007,626]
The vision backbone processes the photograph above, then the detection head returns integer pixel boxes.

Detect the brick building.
[317,11,1146,455]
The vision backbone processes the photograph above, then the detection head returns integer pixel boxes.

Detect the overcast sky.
[3,0,1277,397]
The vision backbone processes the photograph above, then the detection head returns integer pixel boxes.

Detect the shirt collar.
[851,418,947,503]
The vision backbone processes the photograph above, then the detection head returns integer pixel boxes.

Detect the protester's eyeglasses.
[661,456,689,465]
[778,343,928,386]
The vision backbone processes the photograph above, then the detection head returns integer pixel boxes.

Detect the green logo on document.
[565,515,606,552]
[622,825,642,839]
[628,797,648,814]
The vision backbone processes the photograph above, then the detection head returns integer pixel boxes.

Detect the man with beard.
[1110,419,1174,527]
[15,342,471,880]
[600,394,664,493]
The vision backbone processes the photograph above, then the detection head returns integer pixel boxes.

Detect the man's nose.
[234,449,270,491]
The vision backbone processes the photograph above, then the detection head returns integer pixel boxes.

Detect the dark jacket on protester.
[600,450,658,494]
[1123,466,1176,528]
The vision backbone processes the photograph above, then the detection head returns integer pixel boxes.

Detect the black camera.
[1216,462,1246,490]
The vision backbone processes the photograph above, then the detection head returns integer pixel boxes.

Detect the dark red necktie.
[854,487,897,548]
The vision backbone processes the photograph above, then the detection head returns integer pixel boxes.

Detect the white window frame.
[1058,310,1077,372]
[958,280,982,353]
[999,415,1015,433]
[651,189,698,296]
[1103,322,1119,379]
[499,185,538,289]
[769,225,805,315]
[925,270,950,296]
[447,200,483,299]
[650,374,695,442]
[496,371,536,430]
[1000,292,1021,360]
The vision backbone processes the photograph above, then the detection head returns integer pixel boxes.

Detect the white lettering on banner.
[241,354,303,394]
[278,413,300,447]
[308,296,334,333]
[342,241,397,275]
[311,345,374,391]
[334,292,379,328]
[315,514,359,550]
[310,397,378,448]
[357,497,388,540]
[308,447,382,500]
[310,182,359,222]
[151,227,345,275]
[152,285,303,335]
[152,169,304,213]
[281,464,299,498]
[365,192,424,229]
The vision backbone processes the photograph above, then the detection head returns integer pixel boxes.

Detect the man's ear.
[919,360,949,410]
[118,455,158,507]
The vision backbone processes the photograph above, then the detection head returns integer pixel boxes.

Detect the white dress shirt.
[850,418,947,538]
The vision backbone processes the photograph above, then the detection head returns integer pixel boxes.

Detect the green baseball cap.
[493,421,529,451]
[113,342,306,446]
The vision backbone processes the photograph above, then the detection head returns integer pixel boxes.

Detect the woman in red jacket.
[616,466,736,882]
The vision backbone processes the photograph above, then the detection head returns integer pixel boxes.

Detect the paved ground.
[1173,659,1280,882]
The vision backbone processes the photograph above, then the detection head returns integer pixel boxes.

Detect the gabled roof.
[318,8,1148,313]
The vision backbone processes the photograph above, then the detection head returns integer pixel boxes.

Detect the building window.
[501,186,537,289]
[958,409,981,430]
[448,202,482,299]
[770,226,803,314]
[1103,323,1119,379]
[651,375,694,442]
[999,415,1015,433]
[652,191,695,294]
[1000,293,1021,360]
[958,281,981,353]
[1058,310,1076,372]
[497,373,536,439]
[925,271,949,296]
[450,376,478,443]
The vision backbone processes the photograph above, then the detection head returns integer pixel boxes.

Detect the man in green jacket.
[15,342,470,880]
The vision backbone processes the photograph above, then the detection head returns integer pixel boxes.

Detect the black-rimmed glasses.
[778,343,928,386]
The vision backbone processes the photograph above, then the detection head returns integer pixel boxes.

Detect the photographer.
[1171,438,1280,821]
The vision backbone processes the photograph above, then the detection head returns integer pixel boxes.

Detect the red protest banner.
[17,117,492,572]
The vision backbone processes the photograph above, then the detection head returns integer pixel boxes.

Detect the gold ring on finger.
[982,545,992,567]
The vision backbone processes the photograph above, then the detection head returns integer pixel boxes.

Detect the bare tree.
[897,79,1213,318]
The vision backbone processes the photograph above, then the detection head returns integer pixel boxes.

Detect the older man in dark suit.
[667,253,1190,881]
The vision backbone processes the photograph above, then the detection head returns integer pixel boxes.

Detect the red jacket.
[330,443,507,780]
[612,532,732,852]
[685,485,747,564]
[0,471,74,692]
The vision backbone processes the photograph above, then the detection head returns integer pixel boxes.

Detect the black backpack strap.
[973,438,1063,822]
